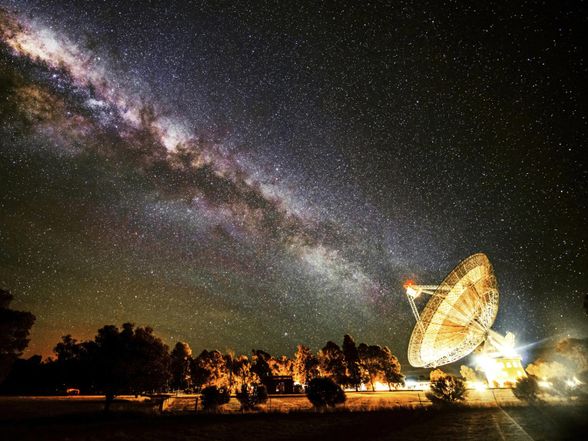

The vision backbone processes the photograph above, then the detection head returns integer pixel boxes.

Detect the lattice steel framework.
[406,253,499,368]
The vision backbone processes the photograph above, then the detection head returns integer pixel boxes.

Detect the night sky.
[0,1,586,366]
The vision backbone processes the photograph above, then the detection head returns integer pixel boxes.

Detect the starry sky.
[0,0,586,366]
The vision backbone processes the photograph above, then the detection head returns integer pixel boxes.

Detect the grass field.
[0,394,586,440]
[0,389,526,419]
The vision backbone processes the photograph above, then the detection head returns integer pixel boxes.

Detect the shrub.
[201,385,230,411]
[236,384,268,410]
[306,377,346,409]
[513,376,540,402]
[426,374,466,404]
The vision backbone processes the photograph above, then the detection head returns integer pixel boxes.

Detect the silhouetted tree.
[170,341,192,391]
[0,355,53,394]
[342,335,366,391]
[0,289,35,384]
[53,335,95,392]
[90,323,171,411]
[318,341,348,385]
[201,385,230,411]
[236,383,268,410]
[251,349,273,386]
[513,376,540,402]
[191,351,210,389]
[293,345,319,385]
[306,377,346,409]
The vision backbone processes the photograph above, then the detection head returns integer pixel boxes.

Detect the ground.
[0,393,586,440]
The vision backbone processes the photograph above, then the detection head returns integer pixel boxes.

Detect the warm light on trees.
[427,371,466,404]
[192,350,230,389]
[293,344,320,385]
[318,341,347,385]
[381,346,404,390]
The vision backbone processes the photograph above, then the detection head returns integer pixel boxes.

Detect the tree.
[358,343,384,391]
[251,349,273,386]
[233,355,259,390]
[191,350,229,389]
[236,383,268,410]
[53,335,95,392]
[556,338,588,372]
[427,372,467,404]
[90,323,171,411]
[460,365,479,382]
[0,355,52,395]
[270,355,294,376]
[429,368,447,381]
[170,342,192,391]
[318,341,347,385]
[525,359,567,381]
[0,289,35,384]
[381,346,404,390]
[293,345,319,385]
[223,351,238,392]
[200,385,230,411]
[513,376,540,402]
[342,335,365,391]
[306,377,346,409]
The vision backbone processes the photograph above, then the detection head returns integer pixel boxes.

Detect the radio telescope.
[405,253,516,368]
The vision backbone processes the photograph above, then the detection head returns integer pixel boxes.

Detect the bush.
[426,374,466,404]
[236,384,268,410]
[513,376,540,402]
[306,377,346,409]
[201,386,230,411]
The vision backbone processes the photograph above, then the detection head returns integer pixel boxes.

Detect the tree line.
[1,320,404,404]
[0,289,404,408]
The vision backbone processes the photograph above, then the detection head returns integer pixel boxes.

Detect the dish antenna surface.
[405,253,501,368]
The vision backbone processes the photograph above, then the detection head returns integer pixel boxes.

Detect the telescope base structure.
[475,354,527,388]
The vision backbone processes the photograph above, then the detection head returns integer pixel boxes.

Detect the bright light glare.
[538,380,551,388]
[373,382,389,391]
[406,286,418,297]
[566,377,582,388]
[475,355,499,376]
[472,381,487,391]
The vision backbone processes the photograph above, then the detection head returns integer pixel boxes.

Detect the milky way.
[0,1,586,367]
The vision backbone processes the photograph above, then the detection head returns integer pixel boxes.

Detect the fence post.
[491,388,498,406]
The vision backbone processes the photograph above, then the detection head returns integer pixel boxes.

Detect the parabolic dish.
[407,253,499,367]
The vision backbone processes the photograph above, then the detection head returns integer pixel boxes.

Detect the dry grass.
[1,393,586,441]
[1,402,587,441]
